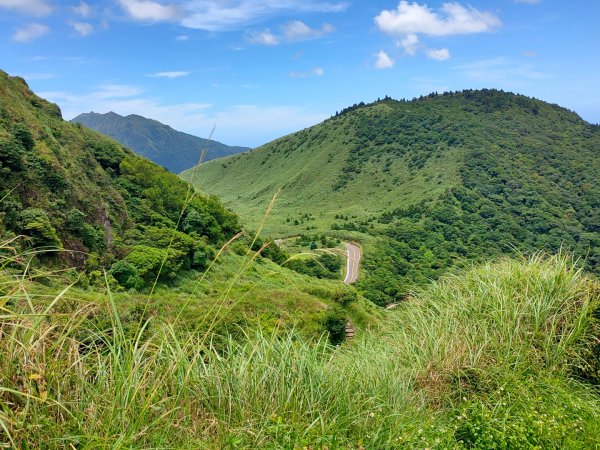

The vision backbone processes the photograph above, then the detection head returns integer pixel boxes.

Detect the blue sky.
[1,0,598,147]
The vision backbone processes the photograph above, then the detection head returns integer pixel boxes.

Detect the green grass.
[2,252,599,448]
[182,101,460,237]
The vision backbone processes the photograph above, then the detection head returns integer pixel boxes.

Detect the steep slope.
[72,111,249,173]
[0,69,239,286]
[185,90,600,304]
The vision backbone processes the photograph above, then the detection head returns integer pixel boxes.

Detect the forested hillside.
[0,70,239,289]
[186,90,600,305]
[72,111,249,173]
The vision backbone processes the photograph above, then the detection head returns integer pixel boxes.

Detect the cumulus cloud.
[0,0,52,16]
[181,0,348,31]
[13,23,49,43]
[426,48,450,60]
[246,21,333,46]
[71,22,94,36]
[375,50,395,69]
[118,0,181,22]
[398,33,419,55]
[246,29,279,45]
[149,71,190,78]
[375,2,499,61]
[282,21,334,41]
[375,1,500,36]
[72,1,91,17]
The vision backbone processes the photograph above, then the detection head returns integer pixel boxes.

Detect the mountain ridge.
[72,111,250,173]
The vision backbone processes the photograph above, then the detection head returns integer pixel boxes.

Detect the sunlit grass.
[1,250,598,448]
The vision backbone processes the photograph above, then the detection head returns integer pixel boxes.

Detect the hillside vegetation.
[72,111,249,173]
[2,254,599,448]
[0,70,241,290]
[185,90,600,305]
[0,69,376,343]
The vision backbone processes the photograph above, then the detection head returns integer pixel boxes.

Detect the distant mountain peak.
[71,112,249,173]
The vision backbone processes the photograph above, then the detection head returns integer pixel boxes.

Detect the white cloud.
[149,71,190,78]
[71,21,94,36]
[375,50,395,69]
[282,21,334,41]
[39,86,325,147]
[426,48,450,60]
[398,33,419,55]
[247,20,334,46]
[13,23,49,43]
[118,0,181,22]
[375,1,501,36]
[289,67,325,78]
[175,34,189,41]
[72,1,91,17]
[246,29,279,45]
[181,0,348,31]
[0,0,52,16]
[375,2,499,60]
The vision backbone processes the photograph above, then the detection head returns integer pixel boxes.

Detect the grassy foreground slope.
[186,90,600,304]
[72,112,249,173]
[2,254,599,448]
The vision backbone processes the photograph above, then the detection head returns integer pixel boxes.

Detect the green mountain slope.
[72,111,249,173]
[185,90,600,304]
[0,69,239,284]
[183,96,461,236]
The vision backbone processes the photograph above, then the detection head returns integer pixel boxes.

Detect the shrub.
[18,208,61,248]
[12,123,34,151]
[332,288,358,307]
[109,260,145,290]
[0,138,24,170]
[322,306,346,345]
[122,245,184,282]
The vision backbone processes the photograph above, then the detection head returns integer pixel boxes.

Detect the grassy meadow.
[1,250,599,448]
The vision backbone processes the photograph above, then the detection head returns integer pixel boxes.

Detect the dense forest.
[354,90,600,304]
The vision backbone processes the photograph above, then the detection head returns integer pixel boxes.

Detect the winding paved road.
[343,243,361,285]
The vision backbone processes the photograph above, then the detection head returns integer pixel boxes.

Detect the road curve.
[343,243,361,285]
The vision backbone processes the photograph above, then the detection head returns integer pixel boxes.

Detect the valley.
[1,71,599,448]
